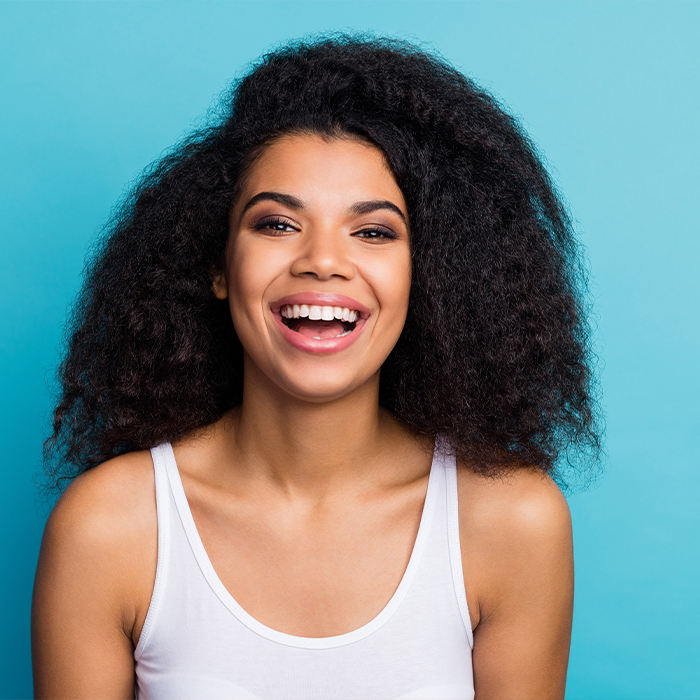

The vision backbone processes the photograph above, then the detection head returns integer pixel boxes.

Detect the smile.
[271,294,370,354]
[280,304,359,339]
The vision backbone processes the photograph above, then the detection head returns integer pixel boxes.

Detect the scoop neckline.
[161,441,442,649]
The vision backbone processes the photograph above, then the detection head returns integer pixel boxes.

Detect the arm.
[459,467,574,700]
[32,454,156,699]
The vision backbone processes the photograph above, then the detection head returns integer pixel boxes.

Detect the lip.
[270,292,371,355]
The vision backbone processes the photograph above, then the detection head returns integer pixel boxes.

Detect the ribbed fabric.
[135,442,474,700]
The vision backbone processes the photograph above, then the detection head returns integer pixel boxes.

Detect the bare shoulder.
[456,462,573,629]
[44,449,157,552]
[456,464,574,697]
[36,450,157,642]
[457,462,571,549]
[33,450,158,696]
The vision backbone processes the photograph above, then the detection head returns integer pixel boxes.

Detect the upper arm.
[459,468,574,700]
[32,454,156,699]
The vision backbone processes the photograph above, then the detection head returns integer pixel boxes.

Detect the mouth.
[279,304,359,340]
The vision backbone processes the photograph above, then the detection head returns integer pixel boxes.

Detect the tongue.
[295,319,346,339]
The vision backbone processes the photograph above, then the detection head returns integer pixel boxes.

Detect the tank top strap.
[439,444,474,649]
[134,443,173,660]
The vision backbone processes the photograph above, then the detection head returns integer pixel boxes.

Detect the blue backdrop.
[1,2,698,698]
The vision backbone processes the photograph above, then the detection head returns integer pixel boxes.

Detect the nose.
[290,226,355,281]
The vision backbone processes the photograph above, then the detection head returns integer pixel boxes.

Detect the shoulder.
[456,462,573,628]
[33,451,158,693]
[44,449,157,550]
[457,462,571,547]
[37,450,158,635]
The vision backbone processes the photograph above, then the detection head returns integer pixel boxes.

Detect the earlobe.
[210,267,229,300]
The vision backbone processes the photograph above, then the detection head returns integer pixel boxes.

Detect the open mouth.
[279,304,359,340]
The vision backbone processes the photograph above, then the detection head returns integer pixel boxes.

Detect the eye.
[352,227,398,241]
[253,217,298,234]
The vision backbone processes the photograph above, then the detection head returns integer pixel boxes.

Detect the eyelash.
[253,217,297,233]
[253,217,398,240]
[354,227,398,240]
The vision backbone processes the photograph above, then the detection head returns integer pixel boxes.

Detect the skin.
[32,134,574,699]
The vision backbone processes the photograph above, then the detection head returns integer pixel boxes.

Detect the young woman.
[33,36,601,699]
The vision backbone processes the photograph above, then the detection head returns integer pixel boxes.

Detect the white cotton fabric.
[135,442,474,700]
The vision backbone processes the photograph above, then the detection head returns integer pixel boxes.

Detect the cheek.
[379,253,412,312]
[362,251,412,335]
[225,243,270,330]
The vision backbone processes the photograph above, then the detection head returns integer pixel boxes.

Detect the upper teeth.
[280,304,359,322]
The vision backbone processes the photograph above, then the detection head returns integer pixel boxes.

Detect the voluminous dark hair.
[45,34,602,493]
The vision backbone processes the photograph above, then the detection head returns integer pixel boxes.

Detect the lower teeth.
[312,330,352,340]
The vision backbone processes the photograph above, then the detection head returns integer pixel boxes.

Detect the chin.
[278,377,370,405]
[242,346,384,406]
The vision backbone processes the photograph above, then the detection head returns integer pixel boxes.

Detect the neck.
[227,357,398,499]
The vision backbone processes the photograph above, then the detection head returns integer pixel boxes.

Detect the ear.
[210,265,229,300]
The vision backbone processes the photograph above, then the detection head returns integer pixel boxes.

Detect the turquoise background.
[1,2,698,698]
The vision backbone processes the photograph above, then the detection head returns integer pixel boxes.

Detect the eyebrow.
[350,200,406,222]
[241,191,304,214]
[241,191,407,223]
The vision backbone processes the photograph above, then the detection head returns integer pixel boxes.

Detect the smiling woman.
[214,135,411,398]
[33,35,601,700]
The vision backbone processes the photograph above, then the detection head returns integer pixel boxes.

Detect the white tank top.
[135,442,474,699]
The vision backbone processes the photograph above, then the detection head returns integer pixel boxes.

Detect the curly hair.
[44,34,602,493]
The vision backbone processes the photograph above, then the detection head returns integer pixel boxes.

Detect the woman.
[33,36,601,699]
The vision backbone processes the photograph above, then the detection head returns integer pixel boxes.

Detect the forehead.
[237,133,406,213]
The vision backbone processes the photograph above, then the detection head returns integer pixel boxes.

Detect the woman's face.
[215,133,411,403]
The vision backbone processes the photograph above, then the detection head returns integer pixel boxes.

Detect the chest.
[185,482,427,638]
